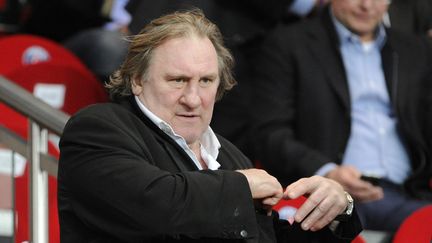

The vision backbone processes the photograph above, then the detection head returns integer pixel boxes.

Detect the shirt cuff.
[288,0,316,16]
[314,162,338,177]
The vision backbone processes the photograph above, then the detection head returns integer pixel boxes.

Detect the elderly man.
[58,9,361,242]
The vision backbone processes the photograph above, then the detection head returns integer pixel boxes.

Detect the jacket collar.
[115,95,200,171]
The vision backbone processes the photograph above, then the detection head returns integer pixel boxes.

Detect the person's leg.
[355,180,431,231]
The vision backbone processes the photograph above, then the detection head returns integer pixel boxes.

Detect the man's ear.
[131,78,143,95]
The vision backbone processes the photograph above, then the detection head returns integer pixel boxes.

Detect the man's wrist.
[335,191,354,221]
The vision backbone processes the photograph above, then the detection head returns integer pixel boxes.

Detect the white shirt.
[134,96,221,170]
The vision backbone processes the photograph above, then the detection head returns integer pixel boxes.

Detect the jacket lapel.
[158,137,198,171]
[118,96,200,172]
[381,32,400,111]
[306,10,351,111]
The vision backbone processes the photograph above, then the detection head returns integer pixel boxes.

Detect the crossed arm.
[237,169,349,231]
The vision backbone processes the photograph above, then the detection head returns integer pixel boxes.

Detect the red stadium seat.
[1,62,107,243]
[393,205,432,243]
[5,63,107,115]
[0,34,89,76]
[1,62,108,140]
[0,34,108,242]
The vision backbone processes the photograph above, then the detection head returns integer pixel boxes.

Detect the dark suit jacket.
[58,96,361,242]
[388,0,432,37]
[252,8,432,199]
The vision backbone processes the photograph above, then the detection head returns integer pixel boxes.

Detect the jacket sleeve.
[58,110,259,241]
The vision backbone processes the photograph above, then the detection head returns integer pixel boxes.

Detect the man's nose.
[180,83,201,108]
[359,0,374,8]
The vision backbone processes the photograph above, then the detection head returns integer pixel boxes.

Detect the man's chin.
[177,131,201,145]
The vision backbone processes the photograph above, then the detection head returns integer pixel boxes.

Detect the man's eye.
[200,78,213,87]
[168,78,186,88]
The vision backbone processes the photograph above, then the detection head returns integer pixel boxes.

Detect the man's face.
[331,0,389,41]
[132,36,220,148]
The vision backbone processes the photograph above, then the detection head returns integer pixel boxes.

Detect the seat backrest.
[1,62,107,143]
[5,62,107,115]
[0,34,89,76]
[393,205,432,243]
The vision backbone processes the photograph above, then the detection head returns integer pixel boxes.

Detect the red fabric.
[0,34,88,76]
[393,205,432,243]
[4,63,107,115]
[351,235,366,243]
[273,196,307,213]
[1,63,107,144]
[0,104,27,137]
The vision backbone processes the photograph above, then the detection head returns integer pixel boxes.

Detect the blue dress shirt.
[332,16,411,184]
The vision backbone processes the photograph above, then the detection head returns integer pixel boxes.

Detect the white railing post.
[29,121,48,243]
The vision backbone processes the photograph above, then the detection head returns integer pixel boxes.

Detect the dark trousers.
[356,179,431,231]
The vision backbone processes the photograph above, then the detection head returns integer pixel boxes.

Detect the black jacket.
[58,96,362,242]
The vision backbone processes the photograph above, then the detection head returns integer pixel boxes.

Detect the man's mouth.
[178,113,199,118]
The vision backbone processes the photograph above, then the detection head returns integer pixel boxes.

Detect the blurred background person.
[249,0,432,232]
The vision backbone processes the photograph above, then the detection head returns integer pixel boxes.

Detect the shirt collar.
[134,96,221,169]
[330,9,386,49]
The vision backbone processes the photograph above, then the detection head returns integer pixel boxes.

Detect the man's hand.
[326,165,383,202]
[284,176,348,231]
[237,169,283,210]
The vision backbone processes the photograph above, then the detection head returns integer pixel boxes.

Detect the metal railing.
[0,76,70,243]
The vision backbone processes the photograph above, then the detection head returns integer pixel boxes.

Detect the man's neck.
[189,142,208,170]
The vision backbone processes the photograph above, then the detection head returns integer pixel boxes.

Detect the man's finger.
[309,206,343,231]
[293,186,326,223]
[296,193,335,229]
[302,192,346,231]
[284,176,320,199]
[262,195,282,207]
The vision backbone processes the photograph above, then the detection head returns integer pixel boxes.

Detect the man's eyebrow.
[201,73,218,80]
[164,73,219,80]
[164,73,190,80]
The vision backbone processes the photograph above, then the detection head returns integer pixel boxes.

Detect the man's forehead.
[153,36,216,56]
[149,36,219,74]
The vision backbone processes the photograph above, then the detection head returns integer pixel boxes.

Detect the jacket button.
[233,208,240,217]
[240,230,248,238]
